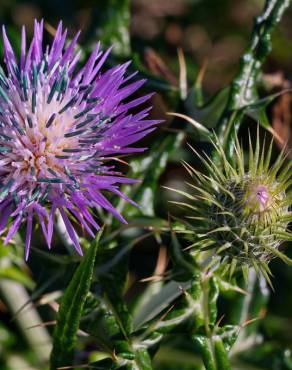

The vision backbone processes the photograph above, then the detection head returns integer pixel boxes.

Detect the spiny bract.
[0,20,159,258]
[171,134,292,282]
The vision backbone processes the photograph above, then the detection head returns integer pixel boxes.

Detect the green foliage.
[50,231,102,369]
[117,132,185,219]
[1,1,292,370]
[216,0,291,154]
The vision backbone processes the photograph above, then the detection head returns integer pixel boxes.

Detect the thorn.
[215,314,225,329]
[26,320,56,330]
[44,22,57,37]
[139,274,166,283]
[196,58,208,87]
[177,48,187,100]
[240,309,266,329]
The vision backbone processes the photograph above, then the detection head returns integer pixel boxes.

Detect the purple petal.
[25,209,33,260]
[20,26,26,71]
[4,214,22,244]
[59,207,83,255]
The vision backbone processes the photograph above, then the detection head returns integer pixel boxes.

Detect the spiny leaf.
[50,230,102,370]
[185,86,230,128]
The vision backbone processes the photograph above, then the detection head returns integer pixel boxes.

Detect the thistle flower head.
[173,133,292,281]
[0,20,159,258]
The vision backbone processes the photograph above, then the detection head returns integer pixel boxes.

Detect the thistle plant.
[0,20,158,259]
[172,134,292,282]
[1,2,292,370]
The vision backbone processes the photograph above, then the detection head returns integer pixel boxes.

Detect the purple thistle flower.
[0,20,159,259]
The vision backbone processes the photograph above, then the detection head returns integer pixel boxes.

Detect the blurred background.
[2,0,292,92]
[0,0,291,369]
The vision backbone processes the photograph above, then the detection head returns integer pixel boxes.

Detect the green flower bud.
[170,134,292,282]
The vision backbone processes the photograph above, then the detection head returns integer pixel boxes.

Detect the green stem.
[202,277,211,336]
[213,337,232,370]
[216,0,290,153]
[193,336,231,370]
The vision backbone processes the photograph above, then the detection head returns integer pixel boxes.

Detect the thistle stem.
[216,0,291,153]
[193,335,231,370]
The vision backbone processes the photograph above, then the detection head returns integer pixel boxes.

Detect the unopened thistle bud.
[171,134,292,282]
